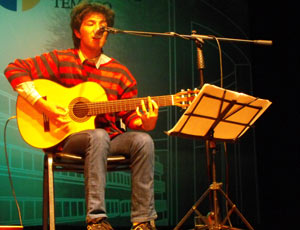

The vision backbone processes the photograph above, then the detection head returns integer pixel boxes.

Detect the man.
[4,2,158,230]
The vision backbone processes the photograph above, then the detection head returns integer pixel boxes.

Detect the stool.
[42,152,130,230]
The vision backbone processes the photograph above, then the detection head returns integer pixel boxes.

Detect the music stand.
[166,84,271,230]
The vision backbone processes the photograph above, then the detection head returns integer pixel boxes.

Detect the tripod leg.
[218,188,255,230]
[213,187,219,224]
[174,188,211,230]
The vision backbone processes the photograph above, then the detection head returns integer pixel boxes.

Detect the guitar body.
[16,79,107,149]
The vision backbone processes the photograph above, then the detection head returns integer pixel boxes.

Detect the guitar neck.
[88,95,174,115]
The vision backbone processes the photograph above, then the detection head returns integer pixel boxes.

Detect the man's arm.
[16,81,70,126]
[15,81,42,105]
[4,52,69,126]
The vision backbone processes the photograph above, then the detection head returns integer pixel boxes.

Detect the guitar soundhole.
[69,97,90,122]
[73,102,89,118]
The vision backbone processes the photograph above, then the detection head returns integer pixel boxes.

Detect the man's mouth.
[94,33,103,39]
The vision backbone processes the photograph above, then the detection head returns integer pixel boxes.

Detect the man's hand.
[136,96,159,131]
[34,98,70,127]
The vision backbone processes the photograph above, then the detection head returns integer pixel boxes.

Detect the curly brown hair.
[70,1,115,48]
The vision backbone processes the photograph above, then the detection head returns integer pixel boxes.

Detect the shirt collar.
[78,49,112,69]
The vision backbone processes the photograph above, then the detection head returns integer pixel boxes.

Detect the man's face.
[75,12,108,56]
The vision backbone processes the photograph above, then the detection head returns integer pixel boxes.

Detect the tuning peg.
[186,89,192,105]
[180,89,186,106]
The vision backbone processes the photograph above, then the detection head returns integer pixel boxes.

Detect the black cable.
[211,36,232,226]
[3,115,23,226]
[211,36,224,88]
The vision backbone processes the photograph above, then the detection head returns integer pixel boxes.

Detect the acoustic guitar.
[16,79,197,149]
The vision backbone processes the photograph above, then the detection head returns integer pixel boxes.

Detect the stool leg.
[48,154,55,230]
[43,155,49,230]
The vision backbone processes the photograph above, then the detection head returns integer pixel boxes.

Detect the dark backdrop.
[250,1,295,229]
[0,0,294,229]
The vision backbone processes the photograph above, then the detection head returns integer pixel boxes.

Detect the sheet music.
[166,84,272,142]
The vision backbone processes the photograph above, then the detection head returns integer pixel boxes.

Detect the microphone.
[95,27,119,38]
[253,40,273,46]
[95,26,107,38]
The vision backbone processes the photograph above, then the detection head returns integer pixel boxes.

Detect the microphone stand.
[105,26,272,87]
[105,26,272,91]
[107,27,271,229]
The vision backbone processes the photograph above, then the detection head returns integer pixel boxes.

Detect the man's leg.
[61,129,110,223]
[110,132,157,223]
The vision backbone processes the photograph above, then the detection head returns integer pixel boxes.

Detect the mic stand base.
[174,138,254,230]
[174,182,254,230]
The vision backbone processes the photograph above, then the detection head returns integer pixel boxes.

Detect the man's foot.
[131,221,156,230]
[87,218,113,230]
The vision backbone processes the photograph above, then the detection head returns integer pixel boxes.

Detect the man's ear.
[74,29,81,39]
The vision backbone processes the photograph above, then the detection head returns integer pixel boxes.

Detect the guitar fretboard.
[86,95,174,115]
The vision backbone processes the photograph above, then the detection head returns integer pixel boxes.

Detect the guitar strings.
[70,95,175,115]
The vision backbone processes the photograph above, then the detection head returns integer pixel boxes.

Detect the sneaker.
[131,222,156,230]
[87,218,114,230]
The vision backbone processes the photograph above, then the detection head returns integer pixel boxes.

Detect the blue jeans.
[61,129,157,223]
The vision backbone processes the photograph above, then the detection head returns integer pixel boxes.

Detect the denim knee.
[132,132,154,153]
[86,129,110,143]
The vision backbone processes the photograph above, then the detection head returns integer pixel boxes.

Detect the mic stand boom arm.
[106,27,273,46]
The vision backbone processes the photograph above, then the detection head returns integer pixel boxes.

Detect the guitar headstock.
[173,88,199,109]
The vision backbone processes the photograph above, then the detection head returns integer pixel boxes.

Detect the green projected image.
[0,0,260,228]
[0,0,170,226]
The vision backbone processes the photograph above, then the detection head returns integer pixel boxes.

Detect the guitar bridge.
[43,113,50,132]
[42,96,50,132]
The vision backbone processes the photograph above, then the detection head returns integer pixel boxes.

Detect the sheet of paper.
[166,84,272,141]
